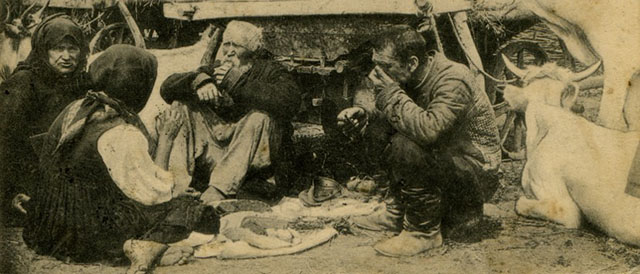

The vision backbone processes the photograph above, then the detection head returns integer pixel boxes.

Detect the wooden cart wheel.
[89,22,135,55]
[489,41,549,160]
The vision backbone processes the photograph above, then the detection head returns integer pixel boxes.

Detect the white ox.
[518,0,640,130]
[502,56,640,246]
[0,1,48,83]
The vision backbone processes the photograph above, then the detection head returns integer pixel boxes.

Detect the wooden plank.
[163,0,472,21]
[451,12,485,94]
[200,27,222,66]
[22,0,150,9]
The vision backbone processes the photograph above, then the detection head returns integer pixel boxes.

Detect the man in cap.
[338,25,501,256]
[160,20,300,204]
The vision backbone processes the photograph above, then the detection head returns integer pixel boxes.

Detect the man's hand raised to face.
[368,66,397,94]
[213,62,234,85]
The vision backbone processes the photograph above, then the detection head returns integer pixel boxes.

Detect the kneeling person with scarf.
[22,45,219,273]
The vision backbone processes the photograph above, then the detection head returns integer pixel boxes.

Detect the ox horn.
[32,0,50,21]
[501,54,527,79]
[19,1,38,22]
[571,60,602,82]
[4,3,12,23]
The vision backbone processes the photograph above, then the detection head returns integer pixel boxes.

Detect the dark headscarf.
[52,45,158,153]
[89,44,158,113]
[14,13,88,79]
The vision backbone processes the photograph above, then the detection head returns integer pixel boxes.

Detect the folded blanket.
[194,227,338,259]
[174,197,377,259]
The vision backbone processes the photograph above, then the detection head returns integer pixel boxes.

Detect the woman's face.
[48,40,80,75]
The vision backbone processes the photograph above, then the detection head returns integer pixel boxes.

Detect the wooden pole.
[200,26,222,66]
[451,11,485,94]
[430,16,444,53]
[117,0,146,49]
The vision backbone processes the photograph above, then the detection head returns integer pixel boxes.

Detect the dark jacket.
[0,72,90,227]
[0,14,90,225]
[374,52,501,176]
[160,59,301,124]
[0,70,89,220]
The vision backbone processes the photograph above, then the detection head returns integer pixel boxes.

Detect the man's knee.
[169,100,192,112]
[167,100,208,118]
[239,111,280,141]
[386,134,428,167]
[243,111,274,128]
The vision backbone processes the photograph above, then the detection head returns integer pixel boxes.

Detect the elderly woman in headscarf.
[0,14,91,226]
[22,45,219,273]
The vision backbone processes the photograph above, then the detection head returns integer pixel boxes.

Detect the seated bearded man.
[338,25,501,257]
[160,21,301,203]
[22,45,219,273]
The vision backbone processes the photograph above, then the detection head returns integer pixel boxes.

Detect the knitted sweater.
[374,52,501,175]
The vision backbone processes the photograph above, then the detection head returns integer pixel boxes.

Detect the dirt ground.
[3,89,640,274]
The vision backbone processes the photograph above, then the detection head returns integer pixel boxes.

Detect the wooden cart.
[24,0,559,160]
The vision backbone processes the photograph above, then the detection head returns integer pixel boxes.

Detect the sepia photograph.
[0,0,639,273]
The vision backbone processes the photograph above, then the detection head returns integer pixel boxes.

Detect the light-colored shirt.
[97,124,181,206]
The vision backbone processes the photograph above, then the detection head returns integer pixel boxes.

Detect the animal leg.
[515,196,582,228]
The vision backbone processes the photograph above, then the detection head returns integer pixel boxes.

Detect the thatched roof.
[470,0,534,21]
[468,0,537,36]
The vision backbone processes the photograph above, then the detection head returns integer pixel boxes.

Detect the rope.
[447,13,517,85]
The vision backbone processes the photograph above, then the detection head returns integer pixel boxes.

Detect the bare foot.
[159,246,194,266]
[123,239,168,274]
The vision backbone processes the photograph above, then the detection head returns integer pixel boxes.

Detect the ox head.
[1,1,49,82]
[2,1,49,38]
[501,54,601,114]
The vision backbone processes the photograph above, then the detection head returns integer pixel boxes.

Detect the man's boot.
[373,229,443,257]
[352,205,402,232]
[373,185,443,256]
[352,193,402,232]
[124,239,169,274]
